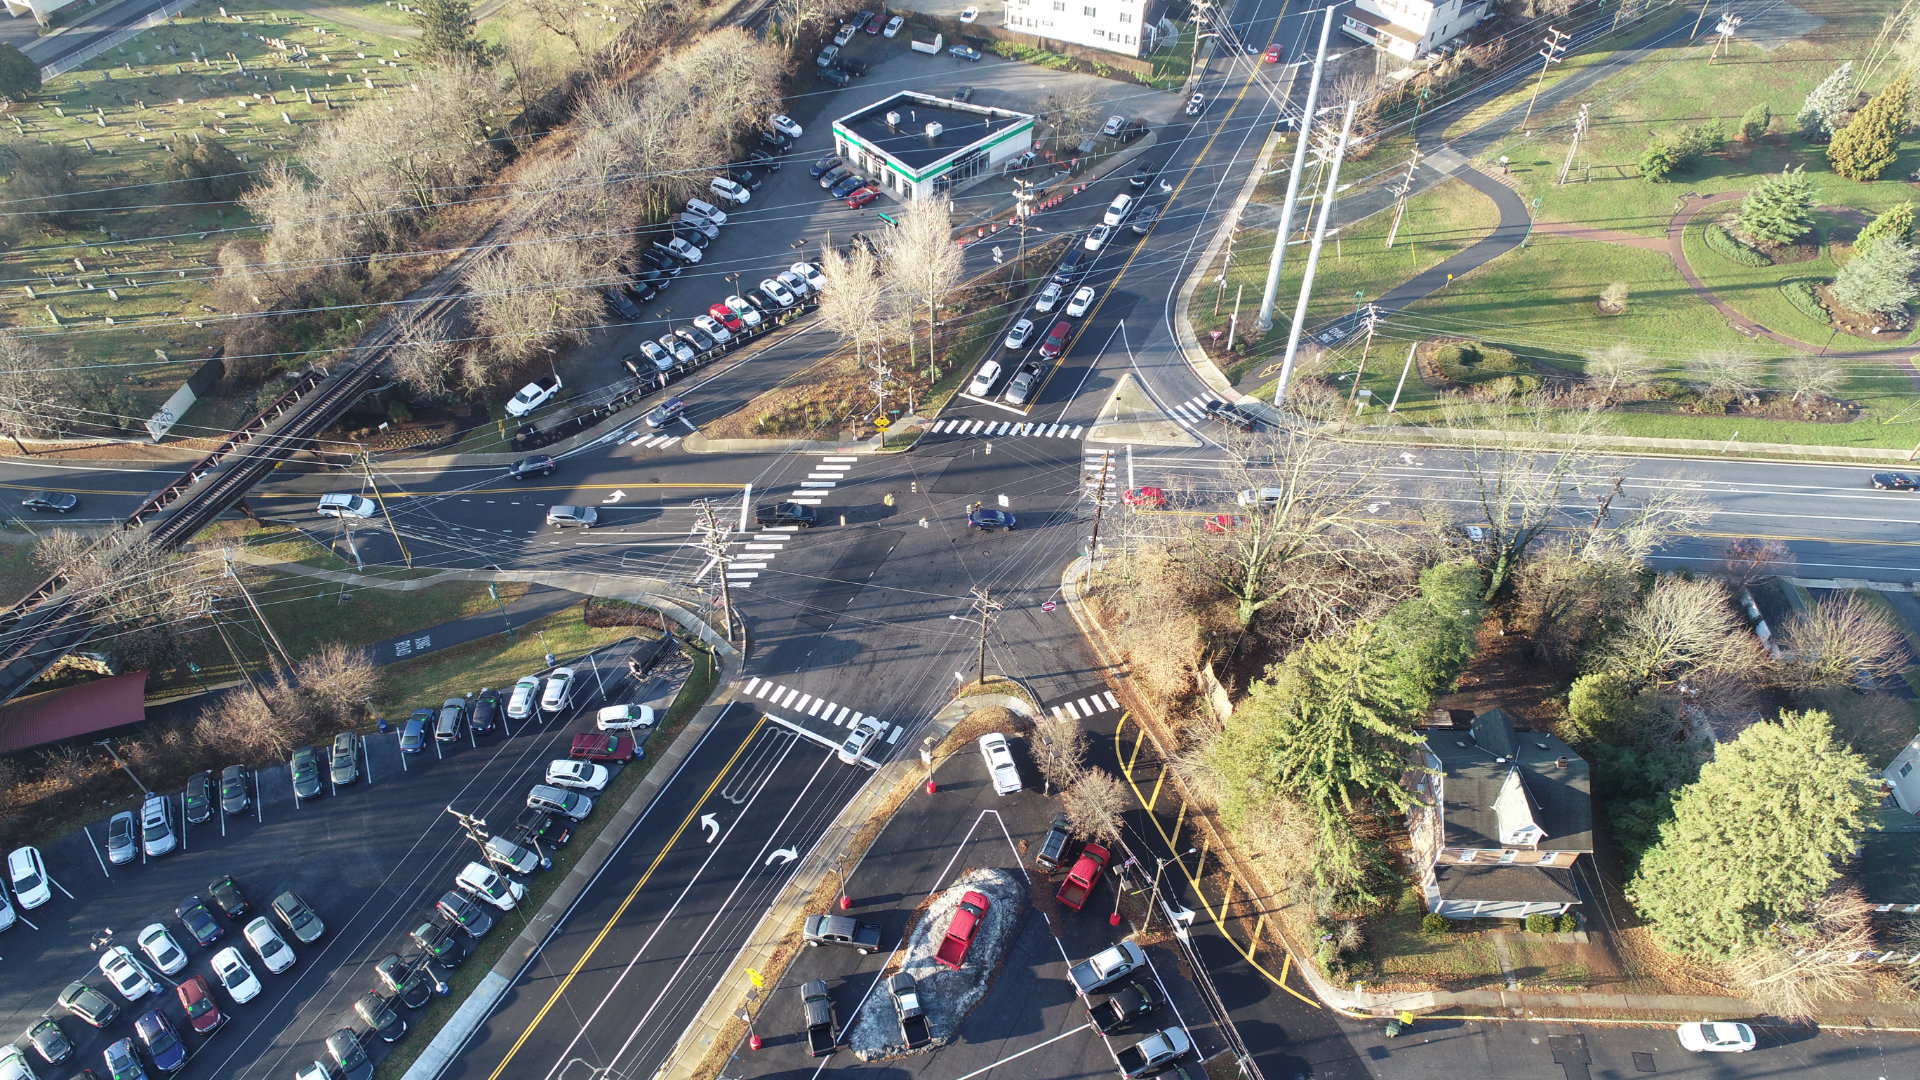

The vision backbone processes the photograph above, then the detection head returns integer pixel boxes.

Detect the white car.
[136,923,189,976]
[99,946,156,1001]
[0,890,13,933]
[540,667,576,713]
[725,295,764,327]
[837,717,886,766]
[1084,224,1112,252]
[759,278,798,308]
[211,947,261,1004]
[596,704,656,732]
[139,793,174,858]
[978,732,1022,795]
[791,261,827,292]
[504,379,561,417]
[1066,286,1096,318]
[968,361,1002,397]
[776,269,812,298]
[1185,92,1205,116]
[1103,192,1133,226]
[684,198,728,227]
[0,1046,35,1080]
[243,916,296,974]
[960,4,978,20]
[1033,282,1063,313]
[506,675,541,721]
[770,113,803,138]
[1004,318,1035,350]
[834,22,856,44]
[294,1063,330,1080]
[883,14,904,35]
[1677,1021,1756,1053]
[545,759,610,792]
[315,493,376,519]
[692,315,734,346]
[709,176,751,205]
[658,236,703,263]
[6,846,50,910]
[455,861,526,910]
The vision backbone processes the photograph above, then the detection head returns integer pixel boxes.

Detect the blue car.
[949,44,981,61]
[809,154,842,179]
[135,1009,186,1073]
[967,506,1016,531]
[830,174,869,199]
[400,709,432,754]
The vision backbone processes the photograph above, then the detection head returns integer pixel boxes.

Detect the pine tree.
[1736,167,1817,245]
[0,42,37,102]
[1795,61,1854,140]
[1830,237,1920,316]
[1739,101,1771,142]
[1857,202,1916,253]
[413,0,485,64]
[1828,73,1909,181]
[1628,710,1881,959]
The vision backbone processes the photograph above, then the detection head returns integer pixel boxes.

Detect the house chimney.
[1555,757,1568,769]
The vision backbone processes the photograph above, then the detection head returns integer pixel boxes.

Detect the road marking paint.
[806,473,842,480]
[86,828,109,878]
[1063,700,1082,721]
[888,726,904,744]
[726,572,760,580]
[795,694,814,713]
[949,1023,1096,1080]
[811,698,833,718]
[820,456,859,462]
[787,498,824,505]
[744,678,762,695]
[834,706,851,725]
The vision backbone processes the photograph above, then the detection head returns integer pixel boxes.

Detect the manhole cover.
[1632,1051,1658,1072]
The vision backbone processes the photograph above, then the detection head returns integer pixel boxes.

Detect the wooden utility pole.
[1085,455,1112,585]
[1346,305,1379,411]
[1708,13,1741,63]
[1555,103,1591,186]
[1690,0,1713,37]
[967,586,1002,684]
[1520,27,1570,131]
[207,598,272,710]
[360,450,410,569]
[694,500,735,646]
[223,549,295,671]
[1384,151,1422,248]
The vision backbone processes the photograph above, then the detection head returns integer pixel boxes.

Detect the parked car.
[7,846,50,909]
[835,21,857,44]
[471,688,501,735]
[692,314,734,346]
[133,1009,186,1073]
[1069,941,1146,993]
[177,975,223,1034]
[527,785,593,820]
[376,953,436,1009]
[435,891,495,939]
[837,717,886,766]
[455,862,527,910]
[290,746,322,800]
[967,507,1016,531]
[710,176,751,205]
[243,917,295,974]
[683,198,728,227]
[137,924,188,976]
[271,890,325,944]
[505,376,564,418]
[326,1029,373,1080]
[100,1039,145,1080]
[355,993,408,1042]
[1677,1021,1756,1052]
[658,334,697,365]
[653,236,703,264]
[725,295,765,327]
[138,794,174,858]
[1101,114,1125,137]
[513,808,572,849]
[629,343,673,375]
[329,731,360,785]
[770,113,803,138]
[802,914,882,953]
[933,890,989,970]
[174,897,223,947]
[819,65,851,86]
[748,146,780,171]
[98,947,156,1002]
[216,764,249,815]
[25,1017,72,1065]
[978,733,1022,794]
[507,675,542,720]
[603,286,641,320]
[544,760,610,793]
[848,185,880,209]
[831,174,869,199]
[816,43,839,68]
[395,711,426,753]
[596,705,657,732]
[20,491,77,513]
[106,811,137,865]
[546,505,598,529]
[57,981,119,1028]
[409,921,466,968]
[435,698,466,743]
[1117,1027,1191,1078]
[949,43,981,60]
[1035,812,1074,872]
[838,56,869,76]
[883,14,904,35]
[759,278,798,307]
[183,773,212,826]
[540,668,576,713]
[570,733,639,764]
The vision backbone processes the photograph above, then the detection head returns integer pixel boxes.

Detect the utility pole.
[1387,341,1419,413]
[693,500,735,646]
[1708,13,1741,64]
[207,596,271,710]
[1271,100,1358,410]
[1346,305,1380,411]
[1256,2,1336,333]
[1519,27,1571,132]
[1084,455,1112,586]
[1227,284,1244,350]
[1384,151,1422,248]
[360,450,411,569]
[1555,103,1591,186]
[967,587,1001,685]
[223,549,295,672]
[1690,0,1713,37]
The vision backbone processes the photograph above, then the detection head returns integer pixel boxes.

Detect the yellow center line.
[484,711,768,1080]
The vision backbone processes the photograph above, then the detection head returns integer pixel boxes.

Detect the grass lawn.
[1368,885,1504,989]
[1144,24,1196,90]
[1192,177,1502,377]
[369,604,643,715]
[1678,213,1920,352]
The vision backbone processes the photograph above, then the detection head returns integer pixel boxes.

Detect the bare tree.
[1776,594,1908,691]
[882,197,964,377]
[1726,887,1876,1022]
[769,0,855,48]
[1063,768,1129,844]
[813,243,895,368]
[1781,355,1846,404]
[0,332,68,444]
[1036,86,1099,144]
[1587,576,1763,691]
[387,307,461,400]
[1032,713,1089,793]
[1587,342,1658,397]
[1722,537,1795,592]
[662,30,787,151]
[1509,543,1641,664]
[1690,351,1766,401]
[464,237,611,371]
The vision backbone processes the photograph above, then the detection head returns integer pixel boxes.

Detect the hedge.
[1781,278,1831,324]
[1705,222,1773,266]
[1430,341,1524,382]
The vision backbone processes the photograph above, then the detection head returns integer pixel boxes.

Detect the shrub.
[1831,238,1920,317]
[1599,282,1629,312]
[1704,223,1772,266]
[1857,202,1916,253]
[1557,912,1580,933]
[1525,913,1556,934]
[1739,102,1771,142]
[1639,138,1680,183]
[1421,912,1451,936]
[1647,378,1698,403]
[1642,122,1725,182]
[1781,279,1830,324]
[1479,374,1541,399]
[386,399,414,423]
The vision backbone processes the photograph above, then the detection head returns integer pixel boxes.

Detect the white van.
[1103,193,1133,227]
[316,493,376,519]
[1236,488,1283,508]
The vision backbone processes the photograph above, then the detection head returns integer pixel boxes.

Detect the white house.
[1340,0,1488,61]
[1001,0,1176,58]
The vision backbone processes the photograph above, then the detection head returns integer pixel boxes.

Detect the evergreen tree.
[1739,101,1771,142]
[162,138,250,201]
[1736,167,1817,244]
[413,0,485,64]
[1828,73,1909,181]
[1376,560,1488,712]
[1857,201,1916,253]
[0,42,37,102]
[1830,237,1920,316]
[1628,710,1880,959]
[1795,61,1854,139]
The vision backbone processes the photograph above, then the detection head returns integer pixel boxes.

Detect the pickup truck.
[504,376,562,418]
[1088,979,1159,1034]
[1055,842,1109,911]
[801,979,837,1058]
[1035,813,1072,872]
[1115,1027,1191,1078]
[887,971,932,1049]
[803,914,882,955]
[934,891,990,970]
[1070,941,1146,994]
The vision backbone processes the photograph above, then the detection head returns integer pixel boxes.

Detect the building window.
[1904,761,1915,778]
[1053,1,1064,9]
[1093,27,1104,35]
[1083,4,1095,13]
[1459,850,1476,863]
[1117,10,1130,20]
[1498,850,1517,864]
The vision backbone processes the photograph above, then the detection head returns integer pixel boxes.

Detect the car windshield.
[16,869,39,892]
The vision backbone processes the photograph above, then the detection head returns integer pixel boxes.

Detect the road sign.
[874,417,891,429]
[747,968,764,989]
[1042,600,1057,613]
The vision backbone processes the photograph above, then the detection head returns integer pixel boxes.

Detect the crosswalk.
[741,676,902,747]
[927,418,1085,439]
[718,456,860,588]
[1049,690,1121,723]
[787,455,857,507]
[1083,449,1117,499]
[1167,395,1224,431]
[625,432,683,451]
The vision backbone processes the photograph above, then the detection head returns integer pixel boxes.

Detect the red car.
[934,891,990,970]
[707,303,745,332]
[848,185,880,210]
[177,975,224,1034]
[1263,44,1283,63]
[1203,514,1243,533]
[570,733,638,763]
[1040,320,1073,360]
[866,7,885,32]
[1122,486,1167,509]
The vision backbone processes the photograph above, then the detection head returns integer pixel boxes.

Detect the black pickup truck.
[888,972,932,1049]
[1089,979,1159,1035]
[803,914,882,954]
[802,980,838,1058]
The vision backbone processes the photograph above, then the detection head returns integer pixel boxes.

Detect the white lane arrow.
[700,813,719,842]
[765,847,798,867]
[602,490,628,504]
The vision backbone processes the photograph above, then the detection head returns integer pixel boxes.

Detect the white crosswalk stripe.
[1084,450,1117,496]
[788,455,860,504]
[626,433,684,450]
[1050,690,1121,722]
[1167,396,1223,431]
[734,678,894,747]
[930,418,1084,439]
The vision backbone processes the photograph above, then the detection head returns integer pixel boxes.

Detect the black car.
[219,764,249,815]
[743,290,780,318]
[175,897,223,946]
[639,250,680,275]
[290,746,323,799]
[838,56,868,76]
[809,153,842,179]
[1129,161,1158,188]
[747,146,780,172]
[375,953,436,1009]
[1130,203,1161,236]
[27,1016,74,1064]
[726,164,761,190]
[967,506,1016,531]
[470,688,501,735]
[327,1028,374,1080]
[603,286,641,320]
[679,324,717,353]
[758,129,791,152]
[671,222,712,249]
[755,502,818,528]
[509,455,554,480]
[409,920,467,968]
[1203,399,1258,432]
[1034,812,1073,872]
[952,85,975,103]
[625,278,658,304]
[436,891,495,939]
[1871,472,1916,490]
[207,876,248,918]
[1089,979,1161,1034]
[513,808,572,848]
[819,65,851,86]
[183,773,212,826]
[21,491,77,513]
[354,992,408,1042]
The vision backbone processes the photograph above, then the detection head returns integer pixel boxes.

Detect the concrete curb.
[400,630,747,1080]
[1169,130,1283,406]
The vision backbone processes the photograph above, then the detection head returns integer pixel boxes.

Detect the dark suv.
[509,455,554,480]
[1203,400,1258,432]
[755,502,818,529]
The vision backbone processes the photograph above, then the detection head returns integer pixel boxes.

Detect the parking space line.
[365,737,375,786]
[255,771,263,823]
[85,828,108,878]
[950,1022,1094,1080]
[16,913,36,931]
[179,792,188,852]
[51,875,75,901]
[399,735,410,772]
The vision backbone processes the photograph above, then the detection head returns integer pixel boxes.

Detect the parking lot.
[0,637,686,1080]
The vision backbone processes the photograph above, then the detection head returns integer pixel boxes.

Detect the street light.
[1144,848,1196,931]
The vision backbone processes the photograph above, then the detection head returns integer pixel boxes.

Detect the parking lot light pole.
[1144,848,1196,931]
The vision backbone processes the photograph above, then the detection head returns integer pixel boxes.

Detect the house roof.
[834,92,1034,178]
[0,671,149,754]
[1427,707,1593,854]
[1343,4,1424,45]
[1860,806,1920,905]
[1433,862,1581,905]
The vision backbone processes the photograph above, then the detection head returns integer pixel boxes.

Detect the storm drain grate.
[1633,1051,1658,1072]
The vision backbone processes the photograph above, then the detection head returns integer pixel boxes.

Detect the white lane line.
[888,726,904,743]
[726,571,761,580]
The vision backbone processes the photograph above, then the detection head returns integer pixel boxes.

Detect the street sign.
[1042,600,1057,613]
[874,417,891,429]
[747,968,764,989]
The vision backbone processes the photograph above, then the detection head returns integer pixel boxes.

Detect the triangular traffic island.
[1085,373,1199,448]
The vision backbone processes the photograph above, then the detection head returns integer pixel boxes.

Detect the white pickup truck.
[505,376,562,418]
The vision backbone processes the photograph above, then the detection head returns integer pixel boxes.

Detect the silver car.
[106,811,137,865]
[546,506,598,529]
